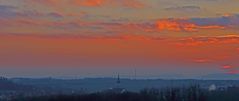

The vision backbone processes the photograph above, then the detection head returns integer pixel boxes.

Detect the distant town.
[0,76,239,101]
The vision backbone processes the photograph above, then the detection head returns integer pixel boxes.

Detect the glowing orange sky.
[0,0,239,78]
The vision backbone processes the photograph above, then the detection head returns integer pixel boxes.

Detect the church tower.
[117,74,120,84]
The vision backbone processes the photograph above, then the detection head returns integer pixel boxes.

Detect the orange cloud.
[74,0,105,7]
[156,19,225,32]
[176,35,239,46]
[193,58,211,63]
[75,0,145,8]
[32,0,145,8]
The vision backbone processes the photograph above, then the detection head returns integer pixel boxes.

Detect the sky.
[0,0,239,78]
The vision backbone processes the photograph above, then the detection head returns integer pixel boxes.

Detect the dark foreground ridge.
[11,85,239,101]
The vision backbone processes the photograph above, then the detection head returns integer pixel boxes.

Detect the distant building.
[104,74,127,93]
[117,74,120,85]
[217,85,230,91]
[0,77,8,81]
[208,84,235,91]
[106,88,127,94]
[208,84,216,91]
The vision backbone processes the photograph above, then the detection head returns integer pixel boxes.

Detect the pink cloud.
[222,65,233,69]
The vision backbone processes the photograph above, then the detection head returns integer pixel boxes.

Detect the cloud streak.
[30,0,145,8]
[156,19,225,32]
[177,35,239,46]
[189,14,239,26]
[222,65,233,69]
[165,6,201,12]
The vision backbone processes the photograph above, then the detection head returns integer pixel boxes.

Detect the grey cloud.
[0,5,17,19]
[165,6,201,12]
[0,5,16,10]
